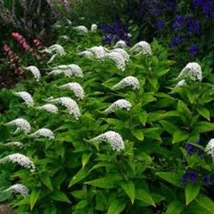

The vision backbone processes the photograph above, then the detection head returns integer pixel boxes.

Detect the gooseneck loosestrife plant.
[0,22,214,214]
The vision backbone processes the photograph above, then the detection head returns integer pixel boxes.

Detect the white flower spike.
[4,184,29,197]
[73,25,88,33]
[114,40,127,48]
[59,82,85,100]
[0,153,35,172]
[104,99,132,114]
[112,76,140,90]
[111,48,130,62]
[91,24,97,31]
[205,139,214,161]
[175,79,186,88]
[5,142,23,148]
[36,104,58,114]
[23,66,41,81]
[29,128,55,139]
[178,62,202,81]
[89,131,125,151]
[131,41,152,55]
[48,97,81,120]
[14,91,34,106]
[105,52,126,71]
[87,46,107,59]
[6,118,31,134]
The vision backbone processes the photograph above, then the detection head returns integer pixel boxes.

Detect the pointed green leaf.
[131,129,144,141]
[30,189,41,210]
[85,178,114,189]
[195,194,214,213]
[44,206,57,214]
[121,181,135,204]
[196,107,210,121]
[156,172,182,188]
[135,189,155,206]
[193,122,214,134]
[69,167,89,187]
[50,191,71,203]
[41,175,53,191]
[185,183,200,205]
[107,199,126,214]
[172,130,189,144]
[166,201,184,214]
[82,153,92,168]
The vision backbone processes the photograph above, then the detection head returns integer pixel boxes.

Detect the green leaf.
[121,181,135,204]
[185,183,200,205]
[196,107,210,121]
[139,113,148,126]
[135,189,155,206]
[44,206,57,214]
[166,201,184,214]
[193,121,214,134]
[177,100,191,116]
[107,199,126,214]
[156,172,182,188]
[30,189,41,210]
[131,129,144,141]
[82,153,92,168]
[195,194,214,213]
[85,178,114,189]
[159,120,179,135]
[69,167,89,187]
[172,130,189,144]
[0,190,11,202]
[41,175,53,191]
[50,191,71,203]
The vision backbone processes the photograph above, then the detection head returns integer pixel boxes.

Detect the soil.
[0,204,13,214]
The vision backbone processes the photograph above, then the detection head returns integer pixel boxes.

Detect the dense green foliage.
[0,25,214,213]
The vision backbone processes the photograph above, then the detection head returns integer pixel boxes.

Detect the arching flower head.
[14,91,34,106]
[89,131,125,151]
[48,97,81,120]
[205,139,214,161]
[36,104,58,114]
[59,82,85,100]
[112,76,140,90]
[178,62,202,81]
[91,24,98,31]
[114,40,127,48]
[4,184,29,197]
[104,99,132,114]
[73,25,88,33]
[6,118,31,134]
[131,41,152,55]
[111,48,130,61]
[0,153,35,172]
[105,52,126,70]
[23,66,41,81]
[29,128,55,139]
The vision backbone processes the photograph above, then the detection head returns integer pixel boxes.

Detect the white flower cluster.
[73,25,88,33]
[23,66,41,82]
[30,128,55,139]
[36,104,58,114]
[49,64,83,78]
[178,62,202,81]
[91,24,97,31]
[41,44,65,56]
[59,35,69,41]
[14,91,34,107]
[105,52,126,71]
[175,79,186,88]
[110,48,130,62]
[114,40,127,48]
[1,153,35,172]
[6,118,31,134]
[86,46,107,59]
[104,99,132,114]
[78,50,94,59]
[59,82,85,100]
[5,141,23,148]
[131,41,152,55]
[4,184,29,197]
[48,97,81,120]
[90,131,125,151]
[112,76,140,90]
[205,139,214,161]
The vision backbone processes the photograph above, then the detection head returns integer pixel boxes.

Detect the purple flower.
[170,37,181,46]
[203,1,212,16]
[210,174,214,185]
[156,21,165,30]
[189,44,199,56]
[192,0,203,8]
[182,171,198,184]
[186,144,196,155]
[203,175,209,185]
[190,171,198,183]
